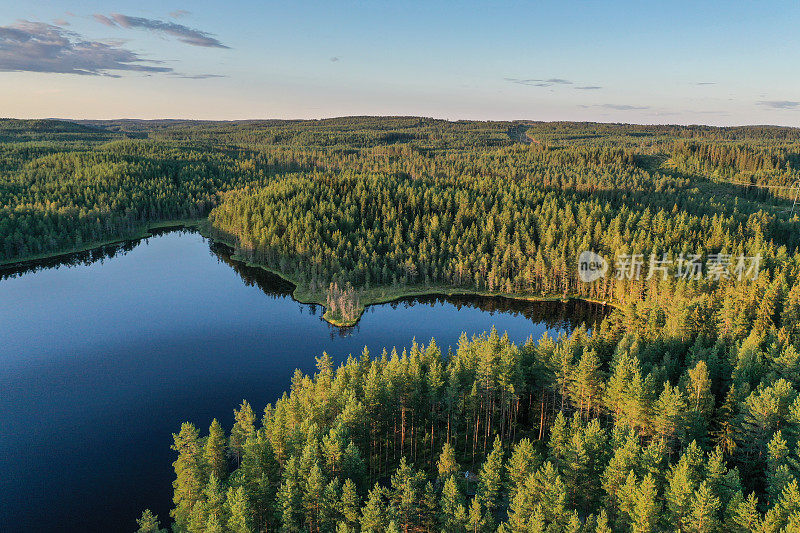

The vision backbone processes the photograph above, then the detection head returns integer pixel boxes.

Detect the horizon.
[6,115,800,130]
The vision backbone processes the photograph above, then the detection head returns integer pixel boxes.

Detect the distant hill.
[0,118,116,143]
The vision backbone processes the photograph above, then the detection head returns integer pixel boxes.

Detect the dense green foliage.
[3,117,800,532]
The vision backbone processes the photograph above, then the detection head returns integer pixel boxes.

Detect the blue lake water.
[0,230,606,532]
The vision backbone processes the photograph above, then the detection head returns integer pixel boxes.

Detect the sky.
[0,0,799,125]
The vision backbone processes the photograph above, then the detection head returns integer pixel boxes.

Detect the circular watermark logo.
[578,251,608,283]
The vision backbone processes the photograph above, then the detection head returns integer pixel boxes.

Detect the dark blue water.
[0,230,605,532]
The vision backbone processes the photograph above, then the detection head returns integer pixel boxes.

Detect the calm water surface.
[0,230,606,532]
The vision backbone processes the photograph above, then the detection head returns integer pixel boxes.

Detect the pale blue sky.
[1,0,798,125]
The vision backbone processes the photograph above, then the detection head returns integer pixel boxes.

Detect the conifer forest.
[3,117,800,532]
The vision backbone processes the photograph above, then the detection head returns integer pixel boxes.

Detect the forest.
[2,117,800,532]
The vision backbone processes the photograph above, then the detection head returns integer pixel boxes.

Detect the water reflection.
[2,227,609,334]
[0,227,189,280]
[208,237,608,335]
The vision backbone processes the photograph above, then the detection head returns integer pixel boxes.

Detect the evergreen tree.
[205,418,228,482]
[437,441,460,484]
[170,422,205,531]
[340,478,361,527]
[225,485,254,533]
[476,436,504,526]
[230,400,257,465]
[136,510,166,533]
[360,484,388,533]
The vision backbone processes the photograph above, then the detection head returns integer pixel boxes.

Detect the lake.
[0,229,607,532]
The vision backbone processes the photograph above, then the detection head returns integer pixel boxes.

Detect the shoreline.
[198,229,619,327]
[2,221,618,327]
[0,218,207,269]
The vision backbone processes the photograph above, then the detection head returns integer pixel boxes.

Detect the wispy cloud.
[601,104,649,111]
[695,82,716,86]
[505,77,573,87]
[694,110,730,115]
[53,18,70,26]
[575,85,602,90]
[170,10,191,19]
[581,103,650,111]
[0,20,172,76]
[330,56,340,62]
[758,100,799,110]
[93,14,116,27]
[170,73,225,79]
[94,13,229,48]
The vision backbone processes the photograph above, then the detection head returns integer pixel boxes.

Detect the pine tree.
[476,436,504,526]
[225,485,254,533]
[467,498,487,533]
[652,383,686,453]
[136,510,166,533]
[340,478,361,527]
[601,427,640,513]
[548,411,570,466]
[726,492,761,532]
[629,473,660,533]
[205,514,224,533]
[170,422,205,531]
[684,361,714,446]
[320,479,341,532]
[205,473,228,526]
[569,348,604,418]
[230,400,256,465]
[437,441,460,484]
[360,484,388,533]
[303,463,326,532]
[440,476,466,532]
[240,432,279,528]
[505,438,541,502]
[389,457,424,532]
[766,430,794,505]
[595,509,613,533]
[420,482,438,532]
[205,418,228,482]
[277,457,303,532]
[687,481,721,533]
[665,441,704,529]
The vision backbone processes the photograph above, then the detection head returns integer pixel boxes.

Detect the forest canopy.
[2,117,800,532]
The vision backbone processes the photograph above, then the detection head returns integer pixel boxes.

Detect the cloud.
[505,77,573,87]
[170,10,191,19]
[53,18,70,26]
[575,85,602,90]
[694,110,730,115]
[93,14,116,27]
[599,103,650,111]
[695,82,716,86]
[0,20,172,76]
[170,73,225,79]
[330,56,340,62]
[99,13,229,48]
[758,100,799,110]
